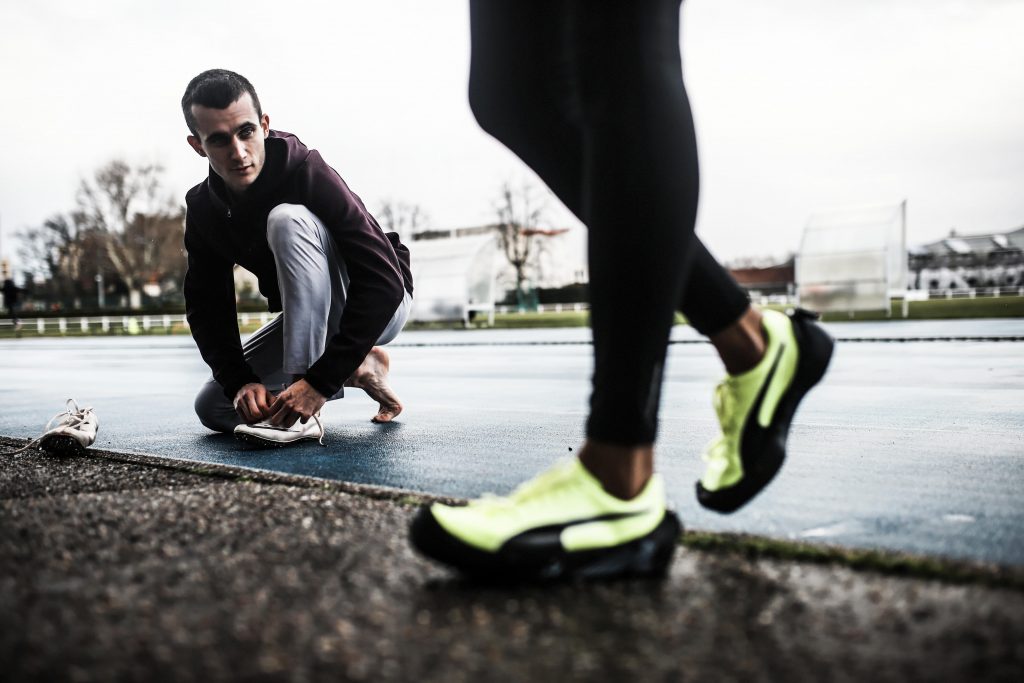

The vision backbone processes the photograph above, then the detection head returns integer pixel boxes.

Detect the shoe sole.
[233,432,321,449]
[410,507,682,582]
[696,308,834,513]
[38,434,88,457]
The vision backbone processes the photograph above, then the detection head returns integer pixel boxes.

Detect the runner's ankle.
[578,440,654,500]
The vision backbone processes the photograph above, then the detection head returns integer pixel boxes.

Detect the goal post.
[796,200,908,316]
[406,233,499,326]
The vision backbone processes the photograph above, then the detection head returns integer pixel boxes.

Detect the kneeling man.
[182,69,413,446]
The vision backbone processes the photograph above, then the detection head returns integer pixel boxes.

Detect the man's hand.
[233,383,273,424]
[267,379,327,428]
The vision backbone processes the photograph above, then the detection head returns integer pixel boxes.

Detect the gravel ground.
[1,439,1022,682]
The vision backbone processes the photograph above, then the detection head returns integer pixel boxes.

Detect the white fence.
[0,306,591,335]
[0,312,276,336]
[912,286,1024,300]
[1,286,1020,336]
[493,302,590,315]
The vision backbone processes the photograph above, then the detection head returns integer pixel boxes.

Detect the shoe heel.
[791,308,834,392]
[39,434,85,458]
[573,511,682,580]
[642,511,683,576]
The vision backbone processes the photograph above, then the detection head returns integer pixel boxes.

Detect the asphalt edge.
[3,435,1023,592]
[680,530,1024,592]
[0,435,458,508]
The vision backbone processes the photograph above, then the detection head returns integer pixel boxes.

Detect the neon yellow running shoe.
[410,459,681,581]
[697,308,834,513]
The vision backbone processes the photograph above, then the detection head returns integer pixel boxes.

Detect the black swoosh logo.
[739,341,786,469]
[502,510,653,552]
[747,342,785,431]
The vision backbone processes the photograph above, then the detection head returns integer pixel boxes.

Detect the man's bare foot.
[345,347,403,423]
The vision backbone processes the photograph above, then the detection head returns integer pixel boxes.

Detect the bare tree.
[17,215,73,283]
[74,160,184,308]
[377,199,429,240]
[494,180,549,306]
[17,213,105,307]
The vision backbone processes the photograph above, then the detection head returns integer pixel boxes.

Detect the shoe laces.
[703,378,740,463]
[52,399,94,431]
[246,414,326,446]
[471,460,578,512]
[2,399,94,456]
[312,414,325,446]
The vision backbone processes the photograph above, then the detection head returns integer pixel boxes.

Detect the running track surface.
[1,318,1022,566]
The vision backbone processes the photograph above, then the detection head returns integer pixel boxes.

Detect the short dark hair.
[181,69,263,136]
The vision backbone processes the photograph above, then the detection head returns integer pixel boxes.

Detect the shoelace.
[471,460,579,512]
[703,378,740,464]
[303,413,326,446]
[313,414,325,446]
[1,398,95,456]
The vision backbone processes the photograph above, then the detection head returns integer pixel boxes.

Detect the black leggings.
[469,0,750,445]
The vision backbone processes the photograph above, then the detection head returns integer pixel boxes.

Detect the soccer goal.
[796,200,908,316]
[406,232,499,326]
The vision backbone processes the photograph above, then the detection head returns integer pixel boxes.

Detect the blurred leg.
[470,0,749,447]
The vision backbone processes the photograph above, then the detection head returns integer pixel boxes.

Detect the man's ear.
[261,113,270,138]
[187,135,207,158]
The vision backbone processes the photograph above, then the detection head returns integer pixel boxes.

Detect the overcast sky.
[1,0,1022,269]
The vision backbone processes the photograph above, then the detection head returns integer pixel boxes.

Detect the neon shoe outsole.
[696,308,834,513]
[409,460,682,581]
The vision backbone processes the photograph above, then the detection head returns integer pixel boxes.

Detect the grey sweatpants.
[194,203,412,432]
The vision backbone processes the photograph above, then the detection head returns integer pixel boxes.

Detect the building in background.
[196,221,1024,323]
[728,258,795,301]
[909,226,1024,291]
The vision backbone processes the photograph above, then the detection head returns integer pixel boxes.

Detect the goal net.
[796,201,907,314]
[406,233,499,325]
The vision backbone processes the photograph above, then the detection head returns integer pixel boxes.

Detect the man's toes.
[371,403,402,423]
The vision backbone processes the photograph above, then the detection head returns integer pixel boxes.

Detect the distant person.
[181,69,414,446]
[2,278,22,326]
[410,1,834,580]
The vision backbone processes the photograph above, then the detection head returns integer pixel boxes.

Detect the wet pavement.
[1,319,1022,566]
[2,443,1022,682]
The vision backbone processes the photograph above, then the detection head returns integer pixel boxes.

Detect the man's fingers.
[233,384,275,423]
[253,390,272,419]
[235,393,256,423]
[267,399,289,426]
[274,406,299,428]
[267,397,300,428]
[262,384,321,429]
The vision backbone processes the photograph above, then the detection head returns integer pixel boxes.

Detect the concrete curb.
[4,435,1021,590]
[3,436,1024,681]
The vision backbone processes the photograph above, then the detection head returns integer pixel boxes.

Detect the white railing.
[0,312,276,336]
[494,302,590,314]
[2,285,1021,335]
[922,286,1024,299]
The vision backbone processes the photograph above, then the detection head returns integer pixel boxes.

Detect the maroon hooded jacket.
[183,130,413,401]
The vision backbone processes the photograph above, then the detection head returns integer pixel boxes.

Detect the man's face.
[186,93,270,196]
